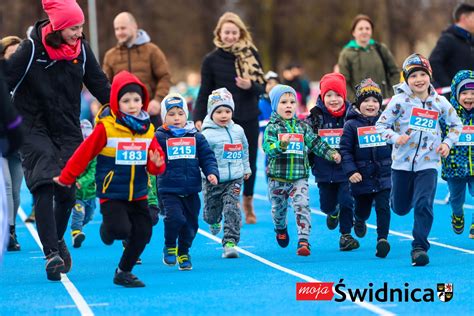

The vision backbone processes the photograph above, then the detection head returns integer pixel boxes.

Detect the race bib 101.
[222,143,243,160]
[357,126,387,148]
[116,141,148,165]
[457,126,474,146]
[166,137,196,160]
[318,128,343,149]
[278,133,304,154]
[409,108,439,133]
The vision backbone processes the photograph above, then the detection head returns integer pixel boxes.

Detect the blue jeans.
[447,177,474,223]
[2,154,23,226]
[71,199,96,231]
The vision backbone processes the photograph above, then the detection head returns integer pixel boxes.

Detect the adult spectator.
[193,12,265,224]
[338,14,399,102]
[6,0,110,281]
[103,12,171,127]
[429,3,474,89]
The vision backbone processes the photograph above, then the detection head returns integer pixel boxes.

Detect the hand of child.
[75,182,82,190]
[396,134,411,145]
[53,176,70,188]
[436,143,450,158]
[235,77,252,90]
[332,152,341,164]
[349,172,363,183]
[149,149,164,168]
[244,173,251,180]
[280,134,290,148]
[207,174,218,185]
[195,121,202,131]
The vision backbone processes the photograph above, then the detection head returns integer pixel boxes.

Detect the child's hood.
[450,70,474,111]
[393,81,437,99]
[110,71,149,116]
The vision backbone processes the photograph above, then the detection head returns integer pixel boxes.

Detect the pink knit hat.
[42,0,85,31]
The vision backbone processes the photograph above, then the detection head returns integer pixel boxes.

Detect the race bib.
[457,126,474,146]
[222,143,243,161]
[318,128,343,149]
[278,133,304,154]
[357,126,387,148]
[115,141,148,165]
[166,137,196,160]
[408,108,439,133]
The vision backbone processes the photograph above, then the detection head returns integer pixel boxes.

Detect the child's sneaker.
[178,254,192,270]
[58,239,72,273]
[339,234,360,251]
[296,239,311,256]
[470,224,474,239]
[275,228,290,248]
[45,251,65,281]
[72,230,86,248]
[411,247,429,266]
[451,214,464,234]
[354,219,367,238]
[222,242,239,258]
[375,239,390,258]
[163,246,178,266]
[326,212,339,230]
[209,223,222,235]
[113,269,145,288]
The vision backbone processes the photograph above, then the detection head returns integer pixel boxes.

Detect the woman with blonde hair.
[194,12,265,224]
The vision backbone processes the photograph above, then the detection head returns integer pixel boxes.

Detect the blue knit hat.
[269,84,297,112]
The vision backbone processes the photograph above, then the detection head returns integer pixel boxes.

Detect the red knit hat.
[320,73,347,101]
[42,0,85,31]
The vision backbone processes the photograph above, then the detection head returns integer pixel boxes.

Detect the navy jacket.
[155,126,219,195]
[306,97,350,183]
[340,106,392,196]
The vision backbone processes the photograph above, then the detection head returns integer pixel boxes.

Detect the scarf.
[117,111,151,134]
[41,23,81,61]
[325,103,346,118]
[163,121,197,137]
[214,39,265,85]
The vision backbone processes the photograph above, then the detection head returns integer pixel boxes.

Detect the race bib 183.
[408,108,439,133]
[278,133,304,154]
[166,137,196,160]
[318,129,343,149]
[115,141,148,165]
[357,126,387,148]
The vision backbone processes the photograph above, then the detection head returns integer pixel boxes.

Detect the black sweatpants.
[234,118,259,197]
[33,183,75,256]
[100,199,152,272]
[317,181,354,234]
[354,189,391,240]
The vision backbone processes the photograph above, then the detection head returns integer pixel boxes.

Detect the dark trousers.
[234,118,259,197]
[160,192,200,255]
[391,169,437,251]
[318,181,354,234]
[354,189,391,240]
[33,183,75,256]
[100,199,152,272]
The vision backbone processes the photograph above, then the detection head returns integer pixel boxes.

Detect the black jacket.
[429,25,474,88]
[5,20,110,191]
[194,48,264,122]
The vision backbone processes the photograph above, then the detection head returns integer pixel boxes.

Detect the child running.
[55,71,166,287]
[376,54,462,266]
[263,84,341,256]
[201,88,251,258]
[156,93,219,270]
[440,70,474,239]
[340,78,392,258]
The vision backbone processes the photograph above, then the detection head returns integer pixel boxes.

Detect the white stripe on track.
[18,207,94,316]
[253,194,474,254]
[198,229,395,316]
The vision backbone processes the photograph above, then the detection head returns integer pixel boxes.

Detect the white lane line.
[18,207,94,316]
[254,194,474,255]
[198,229,394,316]
[56,303,109,309]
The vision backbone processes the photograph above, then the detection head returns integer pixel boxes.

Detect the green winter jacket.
[76,159,97,201]
[147,174,158,206]
[338,39,400,102]
[263,112,337,181]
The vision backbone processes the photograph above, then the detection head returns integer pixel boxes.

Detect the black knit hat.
[355,78,383,108]
[118,83,144,101]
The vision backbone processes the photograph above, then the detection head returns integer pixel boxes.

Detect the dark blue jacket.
[340,106,392,196]
[155,126,219,195]
[306,97,350,183]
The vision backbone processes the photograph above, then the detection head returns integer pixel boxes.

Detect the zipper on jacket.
[411,101,425,172]
[470,117,473,175]
[129,135,136,201]
[102,171,114,194]
[285,119,296,179]
[225,127,234,182]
